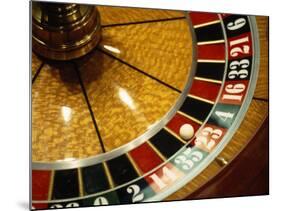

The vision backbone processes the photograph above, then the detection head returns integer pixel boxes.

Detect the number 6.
[227,18,246,31]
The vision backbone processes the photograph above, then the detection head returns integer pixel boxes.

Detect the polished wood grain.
[254,16,269,100]
[32,63,103,162]
[32,7,191,161]
[97,6,185,26]
[76,50,180,152]
[99,19,193,91]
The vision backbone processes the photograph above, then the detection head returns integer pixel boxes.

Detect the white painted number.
[50,203,79,209]
[174,147,203,171]
[127,184,144,203]
[230,36,249,46]
[222,83,246,102]
[149,166,177,190]
[229,36,250,57]
[225,83,246,94]
[228,59,249,79]
[50,204,63,209]
[66,203,79,208]
[94,196,109,205]
[195,127,223,151]
[227,18,246,31]
[215,111,235,122]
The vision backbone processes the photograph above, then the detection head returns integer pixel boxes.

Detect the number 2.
[127,184,144,203]
[229,36,250,57]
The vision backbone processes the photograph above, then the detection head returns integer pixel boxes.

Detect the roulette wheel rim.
[31,6,266,208]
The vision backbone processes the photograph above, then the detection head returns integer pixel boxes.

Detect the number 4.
[215,110,235,122]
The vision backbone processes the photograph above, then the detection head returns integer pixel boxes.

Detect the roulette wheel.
[31,1,269,209]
